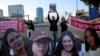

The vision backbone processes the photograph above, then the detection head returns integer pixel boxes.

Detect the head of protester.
[84,27,100,53]
[3,28,27,56]
[28,29,51,56]
[60,16,67,33]
[54,30,79,56]
[61,16,66,22]
[52,16,55,20]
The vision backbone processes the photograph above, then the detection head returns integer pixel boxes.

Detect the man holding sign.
[48,4,59,51]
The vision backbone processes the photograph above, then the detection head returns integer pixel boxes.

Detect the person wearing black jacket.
[25,20,34,37]
[48,11,59,51]
[60,16,67,33]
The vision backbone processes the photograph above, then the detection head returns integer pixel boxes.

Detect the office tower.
[36,7,43,22]
[0,9,3,17]
[8,4,24,19]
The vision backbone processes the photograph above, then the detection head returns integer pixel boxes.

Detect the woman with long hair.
[84,27,100,56]
[60,16,67,33]
[54,31,79,56]
[3,28,27,56]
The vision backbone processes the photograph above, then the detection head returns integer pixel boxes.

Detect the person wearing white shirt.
[83,27,100,56]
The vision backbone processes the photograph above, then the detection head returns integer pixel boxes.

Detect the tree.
[81,0,100,20]
[81,0,100,7]
[79,15,89,21]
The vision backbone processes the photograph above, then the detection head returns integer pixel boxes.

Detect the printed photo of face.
[7,32,24,51]
[85,30,95,47]
[32,39,48,56]
[62,35,73,51]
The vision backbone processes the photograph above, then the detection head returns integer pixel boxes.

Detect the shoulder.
[96,48,100,52]
[94,48,100,56]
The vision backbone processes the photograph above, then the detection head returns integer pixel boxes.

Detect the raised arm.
[48,11,51,22]
[25,20,28,25]
[56,11,59,22]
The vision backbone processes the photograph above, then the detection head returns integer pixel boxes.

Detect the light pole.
[27,15,29,20]
[24,15,30,20]
[76,0,78,17]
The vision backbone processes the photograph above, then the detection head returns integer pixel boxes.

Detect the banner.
[69,16,100,31]
[0,20,24,32]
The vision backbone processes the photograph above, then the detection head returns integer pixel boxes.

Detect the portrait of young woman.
[3,28,27,56]
[84,27,100,56]
[54,31,79,56]
[27,29,52,56]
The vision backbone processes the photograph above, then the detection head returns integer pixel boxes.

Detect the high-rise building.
[36,7,43,22]
[0,9,3,17]
[8,4,24,19]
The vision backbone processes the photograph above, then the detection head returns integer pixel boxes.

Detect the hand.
[48,11,51,13]
[55,10,57,12]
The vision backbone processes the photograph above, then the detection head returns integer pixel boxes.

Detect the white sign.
[49,4,56,12]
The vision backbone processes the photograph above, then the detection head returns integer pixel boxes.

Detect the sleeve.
[48,12,51,22]
[31,23,34,30]
[25,21,29,25]
[56,12,59,22]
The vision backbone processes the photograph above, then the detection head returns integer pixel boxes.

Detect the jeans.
[51,31,57,50]
[27,29,32,38]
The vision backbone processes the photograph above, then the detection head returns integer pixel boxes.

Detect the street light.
[76,0,79,17]
[24,15,30,20]
[27,15,29,20]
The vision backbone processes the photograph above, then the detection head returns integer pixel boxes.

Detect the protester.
[27,29,51,56]
[60,16,67,33]
[48,11,59,50]
[83,27,100,56]
[3,28,27,56]
[25,20,34,37]
[54,31,79,56]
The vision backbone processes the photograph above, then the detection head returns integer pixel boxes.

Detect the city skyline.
[0,0,88,20]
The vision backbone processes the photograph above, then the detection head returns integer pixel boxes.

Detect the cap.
[29,29,51,41]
